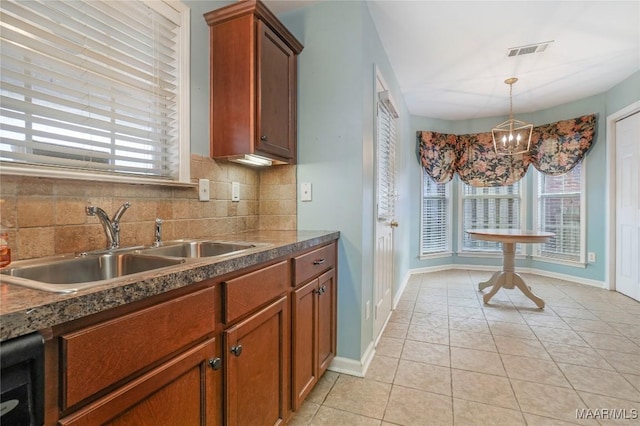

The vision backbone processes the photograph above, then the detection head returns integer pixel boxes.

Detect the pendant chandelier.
[492,78,533,155]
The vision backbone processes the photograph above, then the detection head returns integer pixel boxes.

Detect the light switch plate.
[588,252,596,262]
[231,182,240,202]
[301,182,312,202]
[198,179,210,201]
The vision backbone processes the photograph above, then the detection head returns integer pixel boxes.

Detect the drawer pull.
[208,357,222,370]
[313,258,326,265]
[230,344,243,357]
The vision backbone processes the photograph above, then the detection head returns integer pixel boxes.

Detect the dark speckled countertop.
[0,230,339,341]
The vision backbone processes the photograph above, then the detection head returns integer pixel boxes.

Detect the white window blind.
[376,90,398,221]
[461,183,522,251]
[0,0,188,182]
[421,172,450,255]
[535,163,584,262]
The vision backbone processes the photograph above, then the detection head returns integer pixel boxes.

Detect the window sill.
[456,251,526,259]
[419,251,453,260]
[531,256,587,268]
[0,164,196,188]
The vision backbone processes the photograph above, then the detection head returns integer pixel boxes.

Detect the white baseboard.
[328,340,375,378]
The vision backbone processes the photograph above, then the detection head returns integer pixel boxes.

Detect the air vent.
[507,41,553,57]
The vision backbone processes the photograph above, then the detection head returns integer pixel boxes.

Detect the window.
[376,90,398,221]
[420,173,450,256]
[0,0,190,183]
[460,182,523,252]
[534,162,585,263]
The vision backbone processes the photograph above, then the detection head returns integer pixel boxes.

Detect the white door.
[373,73,398,341]
[616,111,640,301]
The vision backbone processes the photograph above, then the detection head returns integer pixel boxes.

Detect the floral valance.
[417,114,596,187]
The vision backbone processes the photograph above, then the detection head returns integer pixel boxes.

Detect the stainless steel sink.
[138,241,256,258]
[0,253,185,294]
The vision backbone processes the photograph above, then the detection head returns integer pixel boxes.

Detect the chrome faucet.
[86,202,131,249]
[153,218,163,247]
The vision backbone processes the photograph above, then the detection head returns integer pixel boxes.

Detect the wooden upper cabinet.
[204,0,303,165]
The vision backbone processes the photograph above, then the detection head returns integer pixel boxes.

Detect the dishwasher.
[1,332,44,426]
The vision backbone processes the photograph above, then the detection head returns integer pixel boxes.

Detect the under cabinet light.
[230,154,273,167]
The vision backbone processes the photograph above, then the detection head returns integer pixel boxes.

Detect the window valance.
[417,114,596,187]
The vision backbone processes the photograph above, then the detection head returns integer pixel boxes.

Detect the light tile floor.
[289,270,640,425]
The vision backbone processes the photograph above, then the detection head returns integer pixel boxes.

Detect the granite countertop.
[0,230,339,341]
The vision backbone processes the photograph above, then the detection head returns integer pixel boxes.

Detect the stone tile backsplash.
[0,155,297,260]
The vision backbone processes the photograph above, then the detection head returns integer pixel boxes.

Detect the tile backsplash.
[0,155,296,260]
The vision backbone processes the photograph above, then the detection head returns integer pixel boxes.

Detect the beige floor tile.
[483,308,527,324]
[323,375,391,419]
[288,401,320,426]
[447,297,481,308]
[450,347,506,376]
[394,359,452,396]
[419,287,448,297]
[593,311,640,326]
[610,322,640,340]
[531,325,589,346]
[448,305,486,319]
[550,307,600,321]
[376,336,404,358]
[522,412,588,425]
[449,329,497,352]
[453,398,525,426]
[310,406,382,426]
[384,385,453,426]
[510,380,595,425]
[406,323,449,345]
[401,339,450,367]
[410,311,449,328]
[414,300,449,315]
[382,321,408,339]
[500,354,570,387]
[623,372,640,392]
[394,299,415,312]
[523,314,571,329]
[447,289,479,299]
[494,335,551,360]
[449,316,490,334]
[578,332,640,354]
[306,371,339,405]
[389,309,412,324]
[577,392,640,426]
[488,320,536,339]
[563,317,621,335]
[558,363,640,402]
[365,355,398,384]
[596,349,640,375]
[451,369,519,410]
[543,342,613,370]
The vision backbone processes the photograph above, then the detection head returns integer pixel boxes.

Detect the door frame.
[605,100,640,290]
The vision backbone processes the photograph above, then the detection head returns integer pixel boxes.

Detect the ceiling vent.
[507,41,553,57]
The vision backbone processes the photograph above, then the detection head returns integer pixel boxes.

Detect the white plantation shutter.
[461,183,522,251]
[421,172,450,255]
[377,90,398,221]
[0,0,188,181]
[536,163,584,262]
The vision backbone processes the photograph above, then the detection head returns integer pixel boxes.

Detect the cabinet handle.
[208,357,222,370]
[314,288,322,295]
[230,344,243,357]
[321,285,327,294]
[313,258,325,265]
[260,135,268,141]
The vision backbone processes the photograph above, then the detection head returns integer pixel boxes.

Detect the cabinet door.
[58,338,219,426]
[317,269,336,375]
[225,296,288,426]
[256,20,295,161]
[292,279,318,410]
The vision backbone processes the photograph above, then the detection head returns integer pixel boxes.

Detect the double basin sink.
[0,240,259,294]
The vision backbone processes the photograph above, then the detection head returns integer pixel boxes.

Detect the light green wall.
[409,71,640,284]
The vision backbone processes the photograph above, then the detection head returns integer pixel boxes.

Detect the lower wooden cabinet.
[224,296,288,426]
[58,338,219,426]
[292,267,336,410]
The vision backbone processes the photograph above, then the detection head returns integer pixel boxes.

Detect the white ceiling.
[267,0,640,120]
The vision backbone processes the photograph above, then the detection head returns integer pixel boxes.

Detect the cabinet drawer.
[293,243,335,285]
[61,286,215,409]
[224,260,288,324]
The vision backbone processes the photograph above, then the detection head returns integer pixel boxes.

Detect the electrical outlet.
[198,179,210,201]
[301,182,312,202]
[588,252,596,263]
[365,300,370,320]
[231,182,240,202]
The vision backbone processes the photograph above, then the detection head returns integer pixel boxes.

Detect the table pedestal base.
[478,242,545,309]
[478,271,545,308]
